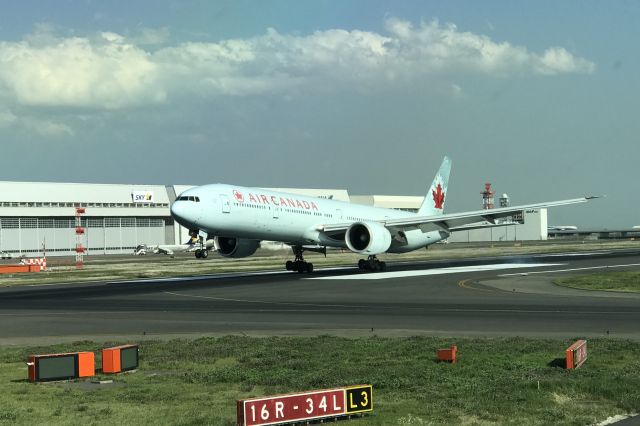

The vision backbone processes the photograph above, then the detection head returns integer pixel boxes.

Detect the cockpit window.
[177,196,200,202]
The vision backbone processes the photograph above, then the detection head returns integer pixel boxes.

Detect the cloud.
[0,31,165,109]
[450,83,463,99]
[25,119,74,137]
[0,108,17,127]
[133,27,170,46]
[537,47,596,74]
[0,18,595,110]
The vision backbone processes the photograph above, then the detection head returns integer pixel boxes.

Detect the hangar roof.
[0,181,171,204]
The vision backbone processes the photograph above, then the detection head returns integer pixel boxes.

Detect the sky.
[0,0,638,227]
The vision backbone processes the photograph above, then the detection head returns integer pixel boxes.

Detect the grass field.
[1,336,638,425]
[1,240,639,288]
[556,271,640,293]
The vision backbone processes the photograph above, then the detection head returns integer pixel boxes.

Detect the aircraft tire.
[286,261,293,271]
[306,262,314,273]
[297,262,306,273]
[201,250,208,259]
[358,259,366,270]
[195,249,202,259]
[379,261,386,272]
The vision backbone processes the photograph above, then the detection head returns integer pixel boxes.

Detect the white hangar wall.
[0,181,172,256]
[446,209,548,243]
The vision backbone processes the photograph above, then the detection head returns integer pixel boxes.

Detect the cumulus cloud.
[537,47,596,74]
[0,31,164,109]
[0,18,595,110]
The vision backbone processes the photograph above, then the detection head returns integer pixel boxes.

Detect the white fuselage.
[170,184,447,253]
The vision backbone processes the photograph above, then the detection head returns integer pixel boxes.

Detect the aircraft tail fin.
[418,156,451,216]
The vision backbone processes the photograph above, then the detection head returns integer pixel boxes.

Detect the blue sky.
[0,1,638,227]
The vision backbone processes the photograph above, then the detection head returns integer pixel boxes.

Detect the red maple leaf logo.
[233,190,244,202]
[432,183,445,209]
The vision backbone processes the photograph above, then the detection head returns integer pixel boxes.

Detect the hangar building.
[0,181,173,256]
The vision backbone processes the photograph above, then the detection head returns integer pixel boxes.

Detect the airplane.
[170,157,598,272]
[547,225,578,231]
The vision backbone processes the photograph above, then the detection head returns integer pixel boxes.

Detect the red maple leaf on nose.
[233,190,244,202]
[432,183,445,209]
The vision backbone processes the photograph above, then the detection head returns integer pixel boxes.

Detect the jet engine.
[345,221,392,255]
[214,237,260,258]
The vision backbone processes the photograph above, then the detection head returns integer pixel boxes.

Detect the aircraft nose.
[170,202,190,226]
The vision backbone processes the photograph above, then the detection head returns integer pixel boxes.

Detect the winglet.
[418,156,451,216]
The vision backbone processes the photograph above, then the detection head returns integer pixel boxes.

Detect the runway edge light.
[436,344,458,363]
[102,344,139,374]
[565,340,588,369]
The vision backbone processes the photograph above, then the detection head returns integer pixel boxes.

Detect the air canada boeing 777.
[170,157,597,272]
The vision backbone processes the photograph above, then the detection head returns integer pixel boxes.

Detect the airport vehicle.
[133,238,213,257]
[170,157,597,272]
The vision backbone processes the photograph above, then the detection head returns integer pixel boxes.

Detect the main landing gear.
[285,246,314,273]
[195,248,208,259]
[358,255,386,272]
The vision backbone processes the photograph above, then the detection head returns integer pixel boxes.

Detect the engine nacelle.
[345,221,392,255]
[214,237,260,258]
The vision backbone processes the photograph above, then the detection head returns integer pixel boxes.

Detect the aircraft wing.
[320,196,598,234]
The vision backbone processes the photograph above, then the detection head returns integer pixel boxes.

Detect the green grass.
[1,336,638,425]
[556,271,640,293]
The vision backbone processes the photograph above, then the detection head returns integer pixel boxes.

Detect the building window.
[105,218,120,227]
[0,218,19,228]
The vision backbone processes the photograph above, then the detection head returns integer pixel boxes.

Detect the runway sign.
[102,344,139,374]
[27,352,95,382]
[566,340,588,369]
[345,385,373,414]
[237,385,372,425]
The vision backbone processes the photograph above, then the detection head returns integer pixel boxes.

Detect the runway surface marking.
[458,279,497,292]
[538,252,613,257]
[306,263,563,280]
[498,262,640,277]
[162,291,367,308]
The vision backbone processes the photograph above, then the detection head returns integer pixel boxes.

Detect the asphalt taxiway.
[1,250,639,343]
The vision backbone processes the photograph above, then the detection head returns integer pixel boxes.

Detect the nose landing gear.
[358,255,386,272]
[191,229,208,260]
[195,249,208,259]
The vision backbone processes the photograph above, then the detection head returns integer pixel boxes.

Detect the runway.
[1,250,640,343]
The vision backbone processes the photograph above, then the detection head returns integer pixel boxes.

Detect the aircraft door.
[335,209,343,220]
[220,194,231,213]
